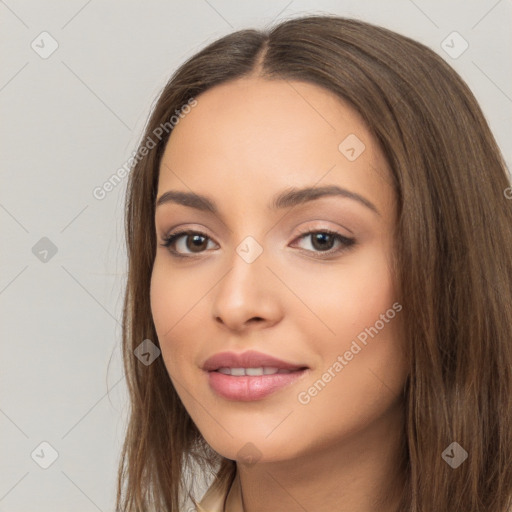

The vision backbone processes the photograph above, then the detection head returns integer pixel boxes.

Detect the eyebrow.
[155,185,380,216]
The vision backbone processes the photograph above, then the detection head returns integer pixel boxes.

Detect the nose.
[211,245,283,332]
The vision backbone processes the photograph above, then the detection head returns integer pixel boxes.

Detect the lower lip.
[207,369,308,401]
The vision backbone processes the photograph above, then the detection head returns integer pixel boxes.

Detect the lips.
[203,350,309,401]
[202,349,308,372]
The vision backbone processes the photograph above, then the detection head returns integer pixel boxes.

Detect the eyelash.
[159,227,356,260]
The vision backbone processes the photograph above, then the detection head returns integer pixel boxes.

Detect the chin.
[200,428,301,466]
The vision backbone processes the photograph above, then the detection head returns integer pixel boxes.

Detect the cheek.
[295,313,406,445]
[285,244,397,342]
[150,262,175,340]
[149,261,200,369]
[150,257,208,331]
[290,246,405,414]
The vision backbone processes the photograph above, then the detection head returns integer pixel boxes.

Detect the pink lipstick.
[202,350,309,401]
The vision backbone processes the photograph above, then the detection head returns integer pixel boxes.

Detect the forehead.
[157,77,393,217]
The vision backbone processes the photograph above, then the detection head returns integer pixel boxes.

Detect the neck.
[236,401,406,512]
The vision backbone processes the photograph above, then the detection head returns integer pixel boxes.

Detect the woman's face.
[150,77,408,463]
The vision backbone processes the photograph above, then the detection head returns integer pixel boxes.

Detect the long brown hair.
[115,15,512,512]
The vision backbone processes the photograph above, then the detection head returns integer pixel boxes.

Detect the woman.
[115,15,512,512]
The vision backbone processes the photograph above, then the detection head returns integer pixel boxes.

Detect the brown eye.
[310,232,336,251]
[161,230,217,256]
[160,228,356,259]
[292,229,356,258]
[186,234,209,252]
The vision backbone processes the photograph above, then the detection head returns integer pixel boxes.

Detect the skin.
[150,77,409,512]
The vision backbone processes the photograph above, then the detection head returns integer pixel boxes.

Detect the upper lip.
[202,350,308,372]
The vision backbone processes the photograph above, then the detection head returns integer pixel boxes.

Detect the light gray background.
[1,1,511,510]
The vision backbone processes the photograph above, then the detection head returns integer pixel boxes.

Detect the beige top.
[195,468,244,512]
